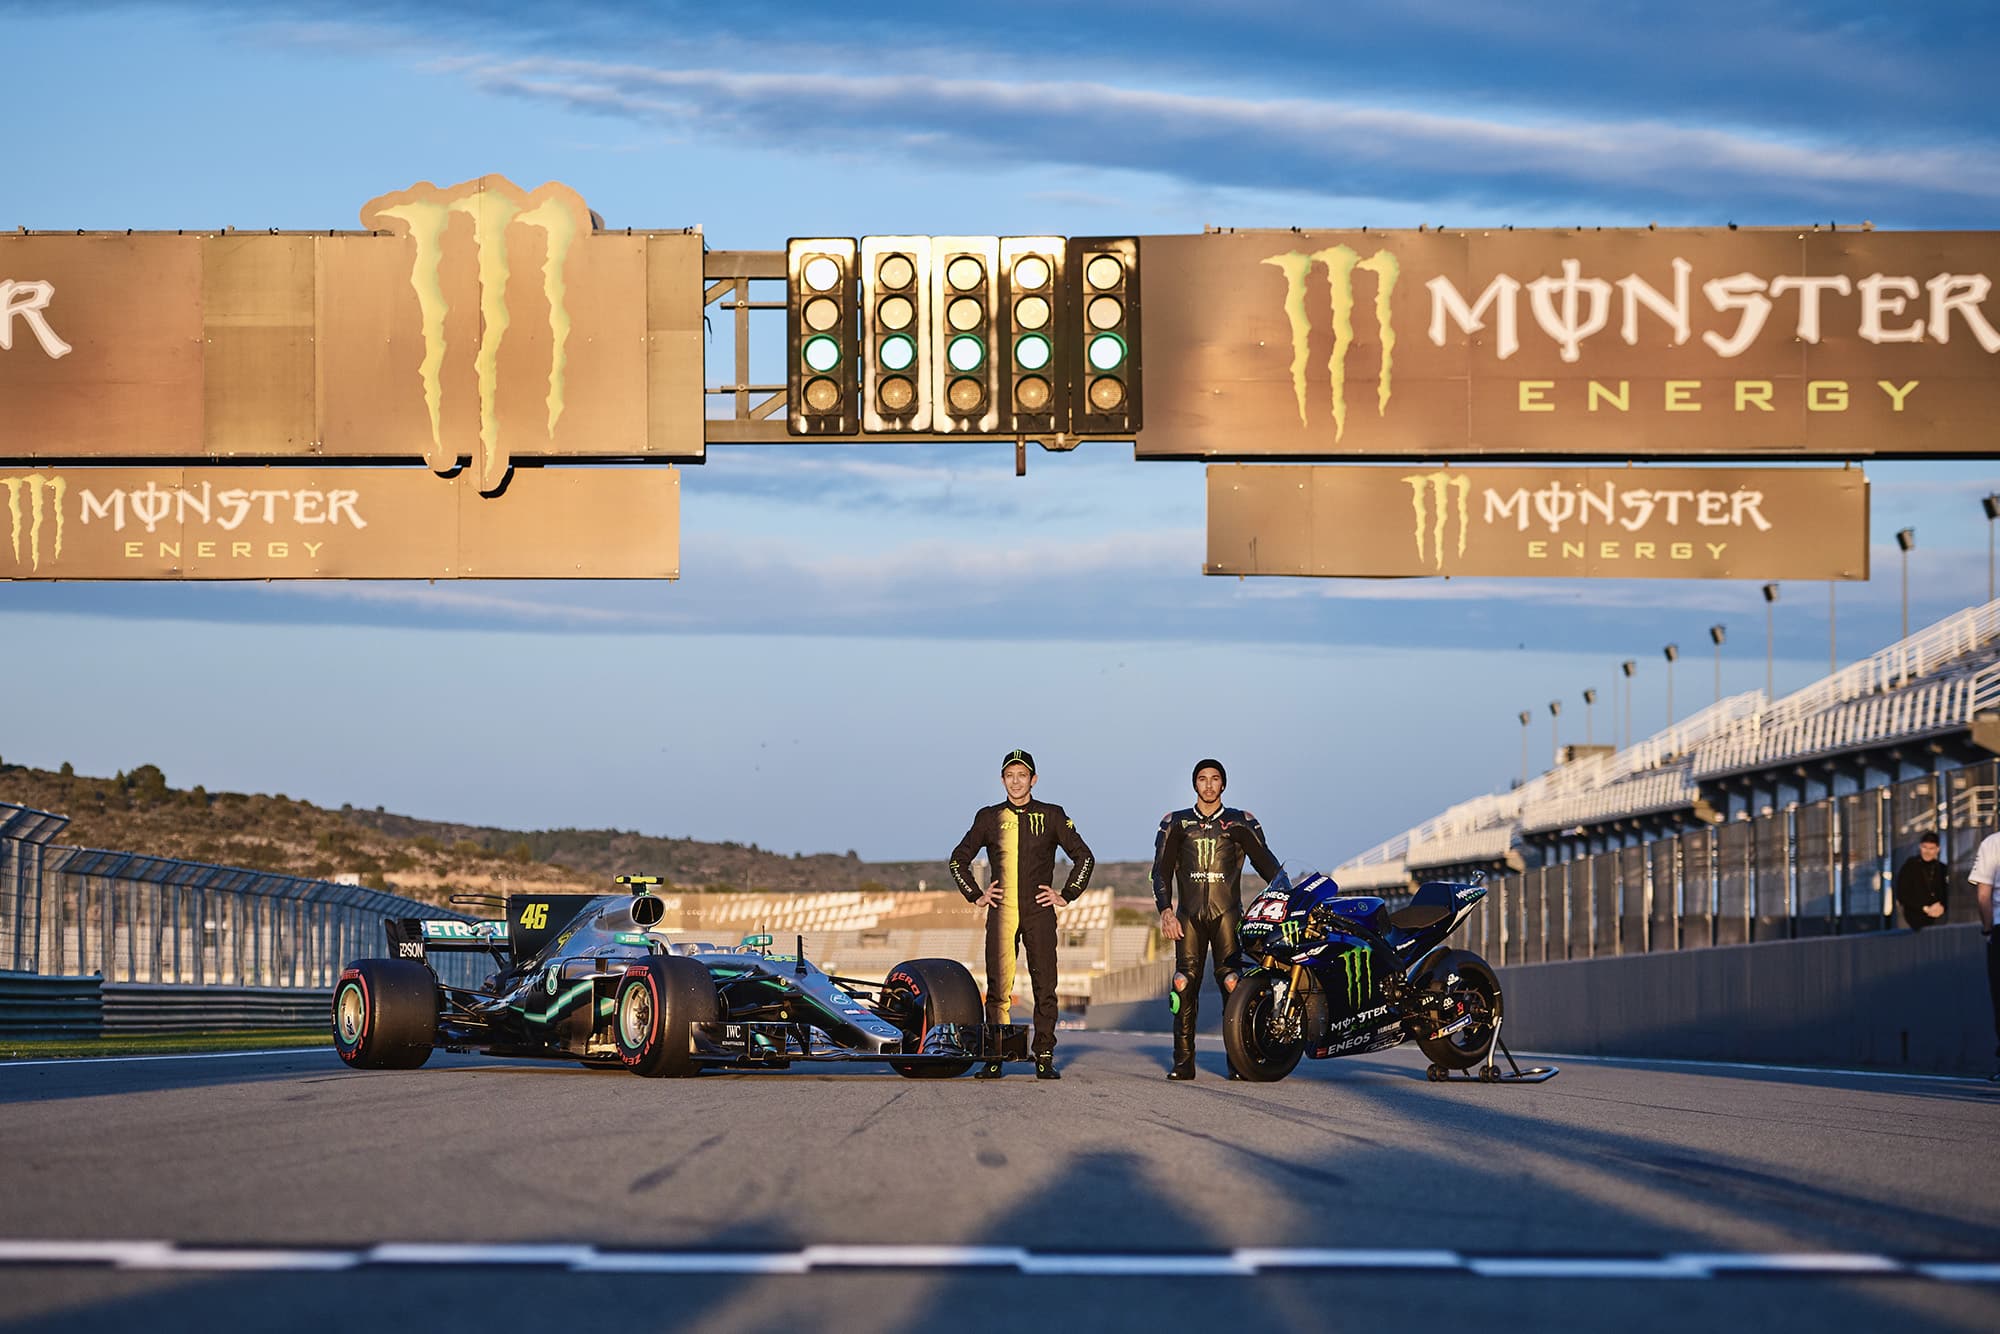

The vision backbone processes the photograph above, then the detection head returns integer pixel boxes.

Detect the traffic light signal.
[929,236,1002,434]
[787,238,858,435]
[1000,237,1066,435]
[860,236,931,432]
[1066,237,1141,436]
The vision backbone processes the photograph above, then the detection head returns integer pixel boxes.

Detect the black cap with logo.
[1001,749,1037,776]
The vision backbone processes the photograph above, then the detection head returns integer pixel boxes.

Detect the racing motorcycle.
[1222,868,1505,1082]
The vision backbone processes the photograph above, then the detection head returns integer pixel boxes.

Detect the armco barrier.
[1497,922,1991,1077]
[0,970,102,1037]
[101,983,333,1034]
[1,975,343,1038]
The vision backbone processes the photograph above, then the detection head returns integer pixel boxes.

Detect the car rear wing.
[384,917,510,964]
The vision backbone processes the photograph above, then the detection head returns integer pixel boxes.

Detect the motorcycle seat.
[1388,903,1450,930]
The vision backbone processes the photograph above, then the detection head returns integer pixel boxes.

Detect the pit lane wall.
[1495,922,1991,1077]
[1082,925,1992,1076]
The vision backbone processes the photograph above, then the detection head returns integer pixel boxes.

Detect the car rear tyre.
[884,957,982,1078]
[614,957,718,1078]
[332,958,437,1070]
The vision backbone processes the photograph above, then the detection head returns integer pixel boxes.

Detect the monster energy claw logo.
[360,175,592,492]
[1025,811,1045,836]
[1264,245,1399,441]
[1,475,65,572]
[1341,946,1373,1009]
[1402,470,1472,571]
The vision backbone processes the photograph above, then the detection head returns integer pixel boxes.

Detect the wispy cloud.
[90,0,1993,224]
[456,56,2000,221]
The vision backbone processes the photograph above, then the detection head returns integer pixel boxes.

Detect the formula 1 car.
[332,878,1030,1077]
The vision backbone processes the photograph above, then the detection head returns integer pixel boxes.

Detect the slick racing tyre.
[1414,953,1503,1072]
[1221,971,1306,1082]
[884,957,982,1079]
[614,956,719,1078]
[332,958,437,1070]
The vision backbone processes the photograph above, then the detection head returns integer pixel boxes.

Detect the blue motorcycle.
[1222,868,1508,1082]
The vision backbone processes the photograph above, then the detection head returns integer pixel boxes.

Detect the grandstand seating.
[644,886,1156,1004]
[1332,598,2000,890]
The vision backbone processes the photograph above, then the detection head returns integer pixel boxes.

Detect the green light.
[1015,333,1051,371]
[803,335,841,373]
[881,333,916,372]
[1087,332,1127,372]
[947,334,985,372]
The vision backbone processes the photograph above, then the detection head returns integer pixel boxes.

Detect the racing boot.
[974,1060,1005,1079]
[1168,994,1197,1080]
[1034,1053,1061,1080]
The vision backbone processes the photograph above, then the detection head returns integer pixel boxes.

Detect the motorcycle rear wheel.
[1221,971,1306,1082]
[1415,955,1502,1071]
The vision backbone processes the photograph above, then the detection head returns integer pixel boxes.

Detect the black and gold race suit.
[949,799,1094,1055]
[1151,806,1282,1066]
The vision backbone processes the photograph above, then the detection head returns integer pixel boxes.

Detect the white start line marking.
[0,1241,1994,1281]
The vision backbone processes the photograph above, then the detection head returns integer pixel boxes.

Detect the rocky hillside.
[0,761,1152,906]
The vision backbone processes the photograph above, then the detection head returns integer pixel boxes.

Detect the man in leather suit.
[949,749,1095,1080]
[1152,758,1284,1080]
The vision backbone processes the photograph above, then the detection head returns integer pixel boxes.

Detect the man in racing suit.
[1153,758,1284,1080]
[949,749,1095,1080]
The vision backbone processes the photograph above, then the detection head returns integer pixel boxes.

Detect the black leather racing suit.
[1152,806,1282,1070]
[950,799,1094,1055]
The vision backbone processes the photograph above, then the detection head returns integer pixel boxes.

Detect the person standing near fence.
[1893,831,1949,930]
[1973,827,2000,1082]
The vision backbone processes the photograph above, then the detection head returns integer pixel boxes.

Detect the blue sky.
[3,2,1997,864]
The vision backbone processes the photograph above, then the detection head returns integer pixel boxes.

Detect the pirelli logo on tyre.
[360,175,594,492]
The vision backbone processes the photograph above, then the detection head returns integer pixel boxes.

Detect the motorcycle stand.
[1426,1012,1560,1084]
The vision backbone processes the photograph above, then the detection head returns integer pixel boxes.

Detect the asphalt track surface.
[3,1031,1997,1333]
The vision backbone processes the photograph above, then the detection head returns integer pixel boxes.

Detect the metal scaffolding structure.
[0,802,472,987]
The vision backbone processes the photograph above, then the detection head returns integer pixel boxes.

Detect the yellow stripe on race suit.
[996,807,1021,1018]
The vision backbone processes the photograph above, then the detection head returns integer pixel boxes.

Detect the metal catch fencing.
[1456,760,1998,966]
[0,801,480,993]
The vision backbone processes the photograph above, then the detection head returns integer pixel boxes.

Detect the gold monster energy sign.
[0,466,679,580]
[0,176,703,480]
[1138,229,2000,459]
[1206,465,1868,580]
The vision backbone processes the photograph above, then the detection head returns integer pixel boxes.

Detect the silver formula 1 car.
[333,877,1029,1077]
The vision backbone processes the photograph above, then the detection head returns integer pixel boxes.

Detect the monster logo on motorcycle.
[1340,946,1372,1008]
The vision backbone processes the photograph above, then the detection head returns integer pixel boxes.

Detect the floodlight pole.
[1895,528,1915,639]
[1761,584,1778,701]
[1620,660,1636,748]
[1663,643,1679,728]
[1987,495,2000,602]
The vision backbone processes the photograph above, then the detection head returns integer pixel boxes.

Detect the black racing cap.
[1192,758,1226,787]
[1001,749,1037,776]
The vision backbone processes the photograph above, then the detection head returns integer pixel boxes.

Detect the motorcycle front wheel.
[1221,971,1307,1082]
